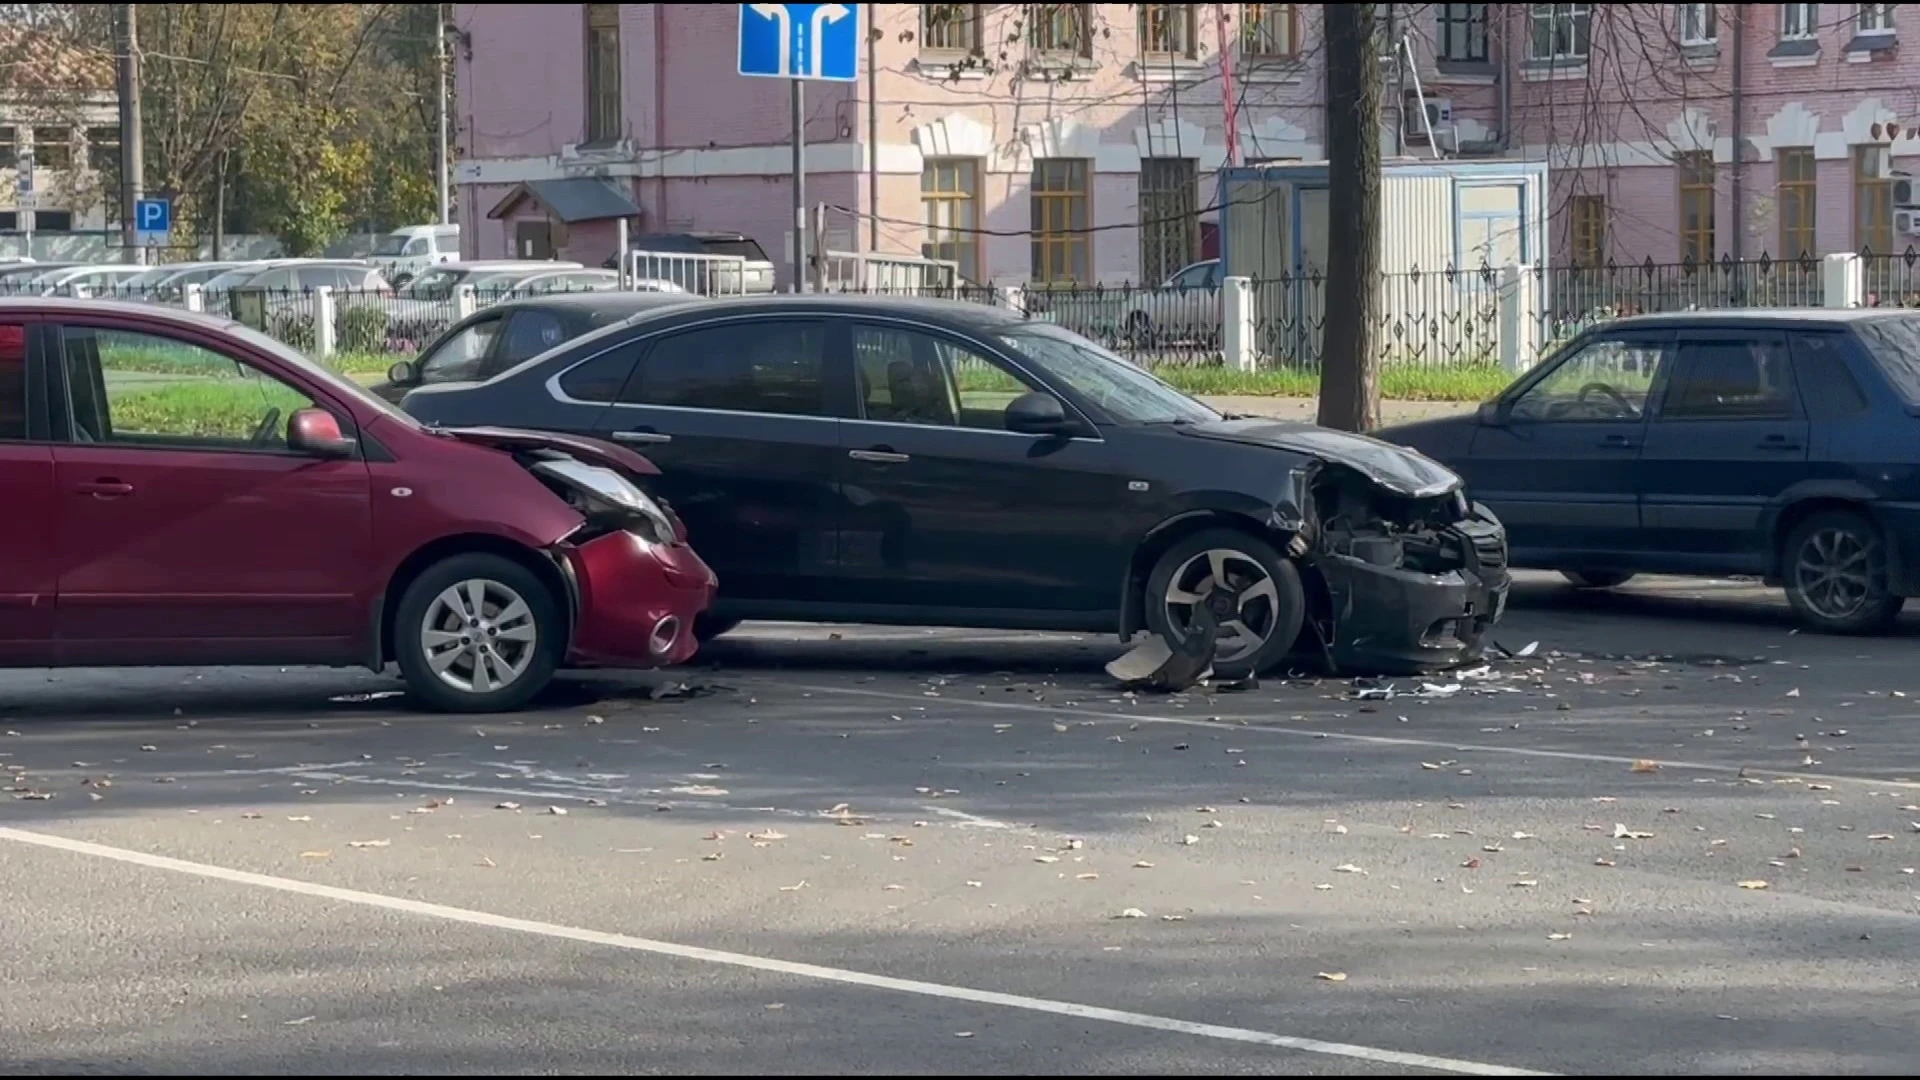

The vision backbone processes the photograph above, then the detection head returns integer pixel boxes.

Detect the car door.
[1636,330,1810,569]
[1466,329,1672,565]
[0,319,55,664]
[586,316,843,606]
[836,319,1130,617]
[47,320,374,665]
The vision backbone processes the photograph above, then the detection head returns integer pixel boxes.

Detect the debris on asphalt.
[1630,759,1661,773]
[1315,971,1348,982]
[1737,880,1770,889]
[346,839,390,849]
[1114,907,1149,919]
[1105,604,1217,693]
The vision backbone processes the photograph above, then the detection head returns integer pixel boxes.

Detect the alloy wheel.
[420,578,540,695]
[1792,526,1878,622]
[1162,548,1281,666]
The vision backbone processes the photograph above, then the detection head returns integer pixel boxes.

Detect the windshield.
[202,266,261,291]
[371,233,413,256]
[400,267,466,300]
[999,323,1220,425]
[1854,313,1920,406]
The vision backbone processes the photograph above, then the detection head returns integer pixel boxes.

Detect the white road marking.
[754,680,1920,792]
[0,827,1550,1077]
[925,806,1026,830]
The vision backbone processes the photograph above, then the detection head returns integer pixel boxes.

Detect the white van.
[370,224,461,286]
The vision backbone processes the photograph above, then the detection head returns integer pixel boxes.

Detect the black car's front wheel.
[1561,569,1636,589]
[1144,528,1306,678]
[1782,510,1905,634]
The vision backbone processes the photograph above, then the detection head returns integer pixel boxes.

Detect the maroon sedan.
[0,299,716,712]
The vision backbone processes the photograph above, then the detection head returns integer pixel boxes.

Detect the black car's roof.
[612,292,1030,332]
[485,291,707,318]
[1602,308,1916,331]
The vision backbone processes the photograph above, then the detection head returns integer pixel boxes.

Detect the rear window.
[696,236,768,262]
[1852,314,1920,405]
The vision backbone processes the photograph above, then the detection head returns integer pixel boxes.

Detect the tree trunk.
[1316,3,1383,433]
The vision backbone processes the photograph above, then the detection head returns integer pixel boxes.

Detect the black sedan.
[1379,309,1920,634]
[369,291,706,404]
[400,295,1510,676]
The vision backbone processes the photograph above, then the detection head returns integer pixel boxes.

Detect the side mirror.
[287,407,357,459]
[387,359,418,385]
[1476,400,1508,427]
[1005,391,1078,436]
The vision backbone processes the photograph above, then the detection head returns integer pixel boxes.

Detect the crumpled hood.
[1179,418,1462,498]
[436,425,661,477]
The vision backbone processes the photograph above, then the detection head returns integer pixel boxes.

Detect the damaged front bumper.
[1314,502,1511,675]
[554,530,718,669]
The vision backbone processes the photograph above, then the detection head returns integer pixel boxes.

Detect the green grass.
[101,344,396,380]
[110,380,314,440]
[953,361,1511,403]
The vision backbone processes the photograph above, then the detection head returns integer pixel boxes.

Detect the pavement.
[6,571,1920,1076]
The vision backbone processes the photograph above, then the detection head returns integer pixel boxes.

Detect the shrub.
[336,305,392,353]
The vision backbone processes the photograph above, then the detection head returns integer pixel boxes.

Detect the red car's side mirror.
[287,407,357,459]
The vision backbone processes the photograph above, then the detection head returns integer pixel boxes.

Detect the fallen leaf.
[702,852,724,862]
[1076,871,1099,880]
[779,881,808,891]
[1160,914,1186,922]
[1115,907,1149,919]
[954,1031,974,1038]
[1786,688,1801,698]
[1737,879,1770,890]
[1512,879,1540,888]
[1133,860,1155,869]
[346,839,390,849]
[1034,855,1060,864]
[495,802,521,811]
[1333,863,1366,874]
[1612,824,1654,840]
[547,806,568,816]
[1547,932,1573,941]
[299,850,331,860]
[1315,971,1348,982]
[283,1015,316,1026]
[1630,759,1661,773]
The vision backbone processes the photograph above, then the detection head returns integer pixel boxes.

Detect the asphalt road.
[6,572,1920,1076]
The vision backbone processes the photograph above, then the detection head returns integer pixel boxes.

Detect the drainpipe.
[866,4,878,250]
[1729,5,1746,262]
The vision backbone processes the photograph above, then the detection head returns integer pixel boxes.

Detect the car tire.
[1782,510,1906,635]
[1144,528,1306,679]
[693,614,743,644]
[393,553,564,713]
[1561,570,1636,589]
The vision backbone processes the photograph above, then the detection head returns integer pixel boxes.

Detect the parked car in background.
[29,264,147,297]
[1377,309,1920,635]
[401,295,1510,677]
[0,262,82,295]
[1120,259,1221,347]
[114,261,247,303]
[370,223,461,287]
[371,290,708,404]
[611,231,777,294]
[359,260,586,345]
[199,260,393,342]
[0,298,715,711]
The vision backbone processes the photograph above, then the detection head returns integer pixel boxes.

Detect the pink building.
[451,4,1920,285]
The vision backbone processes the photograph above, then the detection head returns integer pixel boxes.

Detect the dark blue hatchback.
[1379,309,1920,634]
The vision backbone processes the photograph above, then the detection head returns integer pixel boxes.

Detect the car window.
[1790,332,1869,418]
[249,267,296,289]
[61,326,319,450]
[696,236,770,262]
[1660,338,1796,420]
[1508,335,1667,422]
[557,342,640,403]
[998,323,1217,425]
[1168,263,1215,289]
[497,310,571,365]
[402,236,430,256]
[624,320,826,415]
[0,322,26,440]
[852,324,1039,431]
[1852,313,1920,406]
[419,317,504,383]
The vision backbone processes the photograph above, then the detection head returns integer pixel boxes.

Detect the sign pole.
[791,77,806,293]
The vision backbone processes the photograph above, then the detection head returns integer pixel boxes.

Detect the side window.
[0,323,27,440]
[64,327,318,449]
[295,266,349,290]
[557,342,640,403]
[1509,336,1667,422]
[851,324,1039,431]
[251,268,295,289]
[1167,263,1211,290]
[403,236,430,256]
[418,317,503,382]
[496,310,570,366]
[1661,338,1796,420]
[624,320,827,416]
[1790,332,1869,418]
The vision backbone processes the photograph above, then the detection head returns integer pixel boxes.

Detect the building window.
[1677,151,1715,264]
[86,126,120,174]
[921,158,981,282]
[1242,4,1298,58]
[1857,4,1895,34]
[1437,4,1490,63]
[1529,4,1592,61]
[32,210,73,232]
[0,127,15,169]
[1139,4,1197,58]
[1780,3,1818,39]
[1680,4,1718,45]
[1139,158,1197,284]
[30,127,71,170]
[584,4,622,145]
[1855,144,1894,254]
[1029,4,1092,58]
[1777,148,1817,260]
[1570,194,1607,266]
[1030,158,1090,284]
[921,4,980,53]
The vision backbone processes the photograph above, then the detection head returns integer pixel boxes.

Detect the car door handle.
[1598,434,1639,449]
[849,448,910,464]
[1756,435,1803,451]
[76,479,133,498]
[612,430,672,445]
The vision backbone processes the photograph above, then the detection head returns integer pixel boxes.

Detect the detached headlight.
[531,458,676,544]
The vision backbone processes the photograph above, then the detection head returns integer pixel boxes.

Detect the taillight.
[0,323,26,363]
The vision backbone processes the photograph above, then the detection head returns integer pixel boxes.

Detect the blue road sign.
[134,197,172,246]
[738,3,860,82]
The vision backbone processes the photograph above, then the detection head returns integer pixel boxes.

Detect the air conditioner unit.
[1402,91,1453,142]
[1898,207,1920,236]
[1425,98,1455,127]
[1895,171,1918,206]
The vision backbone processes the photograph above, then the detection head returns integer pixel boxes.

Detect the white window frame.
[1858,3,1895,34]
[1780,3,1819,39]
[1680,4,1718,46]
[1529,4,1593,61]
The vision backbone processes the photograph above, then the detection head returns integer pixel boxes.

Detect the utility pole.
[115,3,145,265]
[790,78,806,292]
[1217,4,1239,169]
[435,3,451,225]
[1316,3,1383,433]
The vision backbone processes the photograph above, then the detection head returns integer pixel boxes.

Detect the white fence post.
[1497,263,1539,373]
[312,286,336,359]
[455,283,478,319]
[997,284,1027,316]
[182,283,204,313]
[1222,275,1256,372]
[1822,252,1864,308]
